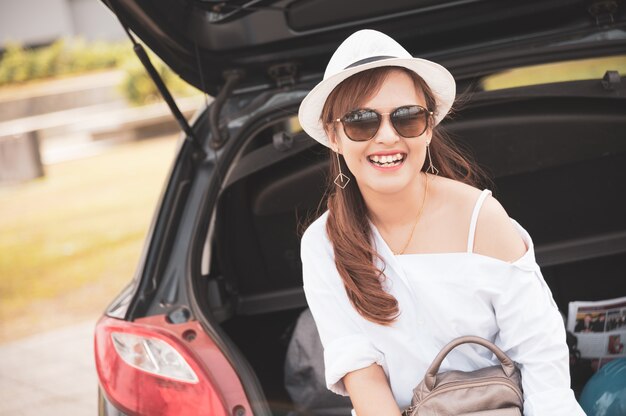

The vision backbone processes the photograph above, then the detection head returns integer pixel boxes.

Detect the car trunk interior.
[199,79,626,414]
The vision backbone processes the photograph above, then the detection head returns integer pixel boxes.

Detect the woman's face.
[328,69,432,196]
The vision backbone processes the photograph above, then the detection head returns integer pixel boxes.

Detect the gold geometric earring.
[425,141,439,176]
[333,151,350,189]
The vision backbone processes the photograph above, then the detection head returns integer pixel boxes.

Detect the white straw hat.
[298,29,456,149]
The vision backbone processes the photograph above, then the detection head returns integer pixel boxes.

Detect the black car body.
[94,1,626,415]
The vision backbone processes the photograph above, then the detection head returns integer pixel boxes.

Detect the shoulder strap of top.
[467,189,492,253]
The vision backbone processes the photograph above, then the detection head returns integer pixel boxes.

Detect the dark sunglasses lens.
[343,110,380,141]
[392,106,428,137]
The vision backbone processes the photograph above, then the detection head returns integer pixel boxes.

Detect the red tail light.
[94,315,251,416]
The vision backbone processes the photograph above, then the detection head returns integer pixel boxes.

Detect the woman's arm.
[474,198,585,415]
[344,364,403,416]
[301,216,392,399]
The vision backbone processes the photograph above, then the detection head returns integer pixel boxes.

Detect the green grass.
[0,135,180,342]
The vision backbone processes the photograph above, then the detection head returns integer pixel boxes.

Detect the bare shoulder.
[473,194,528,263]
[428,174,480,210]
[427,176,526,261]
[430,175,488,219]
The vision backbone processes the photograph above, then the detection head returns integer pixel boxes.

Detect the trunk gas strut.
[104,0,208,160]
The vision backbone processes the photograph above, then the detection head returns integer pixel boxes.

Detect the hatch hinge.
[268,62,298,88]
[601,70,621,90]
[587,0,619,26]
[104,0,206,160]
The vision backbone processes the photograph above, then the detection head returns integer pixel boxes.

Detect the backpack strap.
[467,189,492,253]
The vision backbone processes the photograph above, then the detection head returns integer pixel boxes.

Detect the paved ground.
[0,320,98,415]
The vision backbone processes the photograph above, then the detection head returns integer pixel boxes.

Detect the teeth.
[369,153,404,165]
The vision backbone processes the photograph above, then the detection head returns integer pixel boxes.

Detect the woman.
[298,30,585,415]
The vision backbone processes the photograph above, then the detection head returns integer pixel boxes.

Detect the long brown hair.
[314,66,490,325]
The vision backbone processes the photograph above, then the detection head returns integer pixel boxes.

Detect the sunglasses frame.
[335,104,434,142]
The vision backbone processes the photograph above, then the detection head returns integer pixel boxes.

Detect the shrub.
[0,38,200,104]
[0,39,129,86]
[0,43,32,84]
[119,50,200,105]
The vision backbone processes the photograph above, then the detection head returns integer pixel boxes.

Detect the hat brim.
[298,57,456,149]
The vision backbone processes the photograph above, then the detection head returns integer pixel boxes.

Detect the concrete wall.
[0,0,124,46]
[69,0,125,41]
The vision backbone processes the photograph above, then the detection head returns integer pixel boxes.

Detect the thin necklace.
[393,172,429,255]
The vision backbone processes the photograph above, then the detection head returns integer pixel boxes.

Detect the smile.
[367,152,406,168]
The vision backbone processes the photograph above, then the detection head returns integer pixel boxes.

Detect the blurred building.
[0,0,124,46]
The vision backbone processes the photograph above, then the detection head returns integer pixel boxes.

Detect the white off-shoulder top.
[301,189,585,415]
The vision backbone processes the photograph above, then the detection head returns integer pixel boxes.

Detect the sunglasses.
[335,105,433,142]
